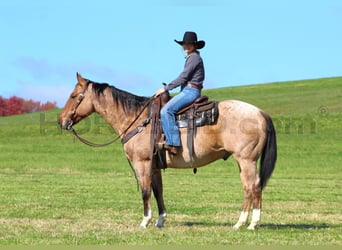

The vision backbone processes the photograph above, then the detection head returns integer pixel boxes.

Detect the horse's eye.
[70,95,76,99]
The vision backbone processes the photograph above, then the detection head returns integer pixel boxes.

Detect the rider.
[155,31,205,155]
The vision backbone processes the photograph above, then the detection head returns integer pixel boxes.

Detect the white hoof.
[140,219,151,229]
[140,210,152,228]
[155,213,167,228]
[247,222,258,230]
[139,223,147,229]
[233,221,244,230]
[233,211,249,230]
[247,209,261,230]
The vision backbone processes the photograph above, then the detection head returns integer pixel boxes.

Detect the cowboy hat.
[174,31,205,49]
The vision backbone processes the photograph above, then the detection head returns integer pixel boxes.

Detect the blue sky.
[0,0,341,107]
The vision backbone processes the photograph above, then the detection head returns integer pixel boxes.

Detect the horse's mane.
[87,80,149,113]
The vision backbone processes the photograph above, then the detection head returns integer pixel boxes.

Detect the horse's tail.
[260,112,277,190]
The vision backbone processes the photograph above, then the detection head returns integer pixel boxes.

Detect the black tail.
[260,112,277,190]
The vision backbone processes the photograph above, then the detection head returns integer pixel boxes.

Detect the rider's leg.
[160,86,200,147]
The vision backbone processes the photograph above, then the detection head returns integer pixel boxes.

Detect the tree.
[0,96,57,116]
[6,96,25,116]
[0,96,7,116]
[23,99,40,113]
[40,101,57,111]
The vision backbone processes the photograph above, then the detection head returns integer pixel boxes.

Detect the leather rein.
[68,90,154,147]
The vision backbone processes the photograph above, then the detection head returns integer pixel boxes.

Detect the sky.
[0,0,341,107]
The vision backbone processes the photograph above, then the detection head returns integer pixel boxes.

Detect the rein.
[70,128,121,147]
[69,96,154,147]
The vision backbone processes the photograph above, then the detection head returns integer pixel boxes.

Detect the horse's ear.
[76,72,86,87]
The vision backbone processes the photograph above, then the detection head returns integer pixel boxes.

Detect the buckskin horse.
[59,73,277,230]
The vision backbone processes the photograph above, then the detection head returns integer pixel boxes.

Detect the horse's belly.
[166,149,227,169]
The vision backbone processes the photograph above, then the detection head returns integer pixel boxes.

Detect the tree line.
[0,96,57,116]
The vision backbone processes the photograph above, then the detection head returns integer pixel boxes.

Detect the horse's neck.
[92,89,148,135]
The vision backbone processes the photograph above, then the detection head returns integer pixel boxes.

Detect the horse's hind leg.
[246,177,262,230]
[151,168,167,228]
[233,158,262,230]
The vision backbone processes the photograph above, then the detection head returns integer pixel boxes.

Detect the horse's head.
[59,73,95,130]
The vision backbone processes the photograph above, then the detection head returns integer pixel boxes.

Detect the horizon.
[1,75,341,109]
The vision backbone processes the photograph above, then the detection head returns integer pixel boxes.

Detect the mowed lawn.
[0,77,341,245]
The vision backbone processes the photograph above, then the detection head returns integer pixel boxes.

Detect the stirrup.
[164,145,178,155]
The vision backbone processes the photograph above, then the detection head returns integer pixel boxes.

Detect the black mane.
[87,80,149,113]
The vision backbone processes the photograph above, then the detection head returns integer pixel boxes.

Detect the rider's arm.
[164,54,201,91]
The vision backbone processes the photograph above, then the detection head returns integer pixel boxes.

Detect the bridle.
[66,82,155,190]
[70,93,85,118]
[67,83,154,147]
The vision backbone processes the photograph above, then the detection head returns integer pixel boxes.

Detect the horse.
[59,73,277,230]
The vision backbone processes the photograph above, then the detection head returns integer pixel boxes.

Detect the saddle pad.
[176,101,218,128]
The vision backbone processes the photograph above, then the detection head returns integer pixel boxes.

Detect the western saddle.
[150,91,218,169]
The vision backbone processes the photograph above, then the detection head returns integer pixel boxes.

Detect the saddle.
[150,91,218,169]
[175,95,218,128]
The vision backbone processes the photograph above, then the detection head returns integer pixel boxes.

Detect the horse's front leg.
[135,160,153,228]
[152,168,167,228]
[140,186,152,228]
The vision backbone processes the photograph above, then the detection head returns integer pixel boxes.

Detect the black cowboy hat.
[174,31,205,50]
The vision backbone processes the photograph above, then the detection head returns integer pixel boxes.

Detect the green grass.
[0,77,341,245]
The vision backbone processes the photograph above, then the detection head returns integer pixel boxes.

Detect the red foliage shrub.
[6,96,25,116]
[0,96,57,116]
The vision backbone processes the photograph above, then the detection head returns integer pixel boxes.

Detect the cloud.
[15,75,153,108]
[13,57,155,107]
[14,57,153,92]
[15,57,51,79]
[16,81,72,108]
[14,57,119,81]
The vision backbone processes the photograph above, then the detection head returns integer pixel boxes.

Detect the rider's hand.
[155,88,166,97]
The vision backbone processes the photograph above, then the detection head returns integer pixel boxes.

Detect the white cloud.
[16,81,72,108]
[11,57,155,107]
[15,73,154,108]
[14,57,119,81]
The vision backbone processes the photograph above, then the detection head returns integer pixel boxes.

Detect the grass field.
[0,77,341,245]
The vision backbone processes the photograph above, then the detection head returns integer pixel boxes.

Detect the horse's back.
[218,100,263,116]
[218,100,268,129]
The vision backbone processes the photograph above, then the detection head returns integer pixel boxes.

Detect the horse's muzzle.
[59,119,73,130]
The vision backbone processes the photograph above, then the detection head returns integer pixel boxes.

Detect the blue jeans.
[161,86,201,146]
